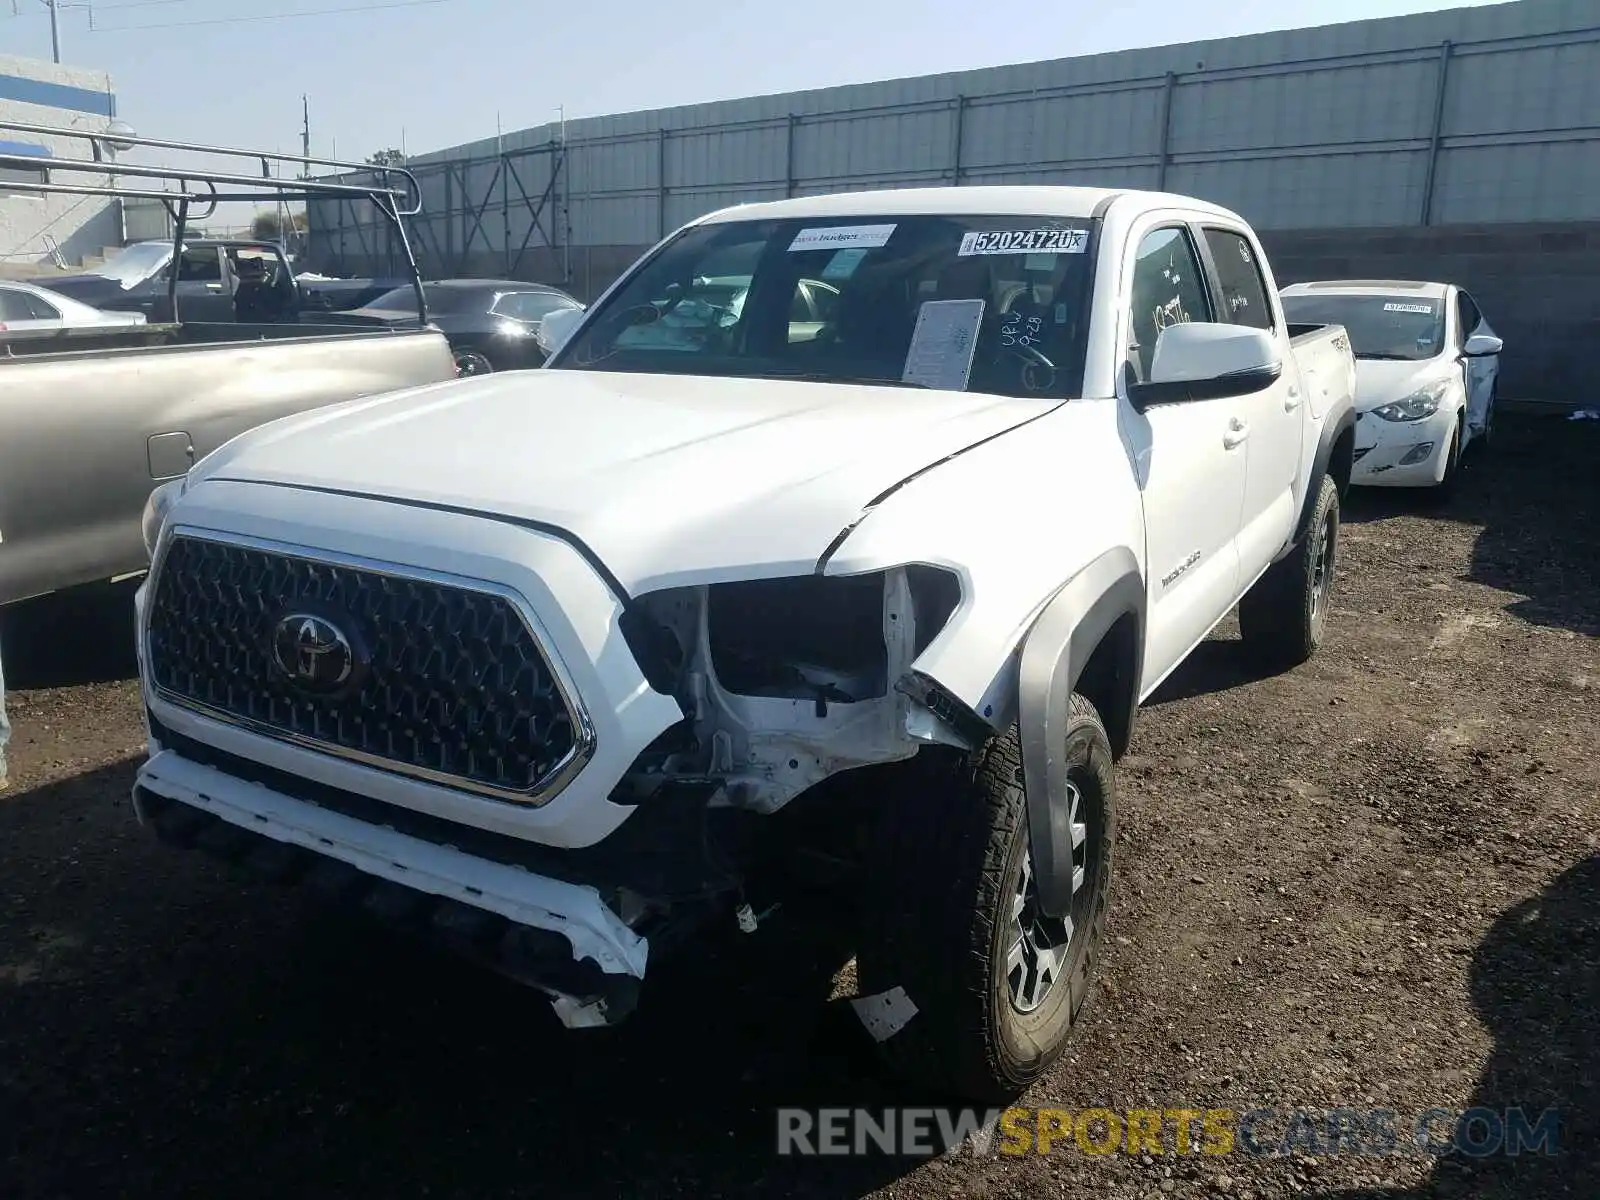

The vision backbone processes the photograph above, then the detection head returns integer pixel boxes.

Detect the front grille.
[146,534,586,802]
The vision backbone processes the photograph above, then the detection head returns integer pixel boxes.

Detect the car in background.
[0,279,148,331]
[606,273,841,353]
[27,239,408,324]
[323,278,583,376]
[1280,280,1502,495]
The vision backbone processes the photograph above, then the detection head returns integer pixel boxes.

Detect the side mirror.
[1127,323,1283,410]
[536,305,586,357]
[1463,332,1503,357]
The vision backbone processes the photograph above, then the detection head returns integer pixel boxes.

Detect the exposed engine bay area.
[615,565,967,815]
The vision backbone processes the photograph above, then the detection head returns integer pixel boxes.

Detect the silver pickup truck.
[0,119,458,607]
[0,321,455,606]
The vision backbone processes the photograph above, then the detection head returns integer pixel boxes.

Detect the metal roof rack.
[0,118,428,321]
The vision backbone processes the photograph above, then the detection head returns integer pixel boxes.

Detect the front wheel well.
[1073,611,1140,760]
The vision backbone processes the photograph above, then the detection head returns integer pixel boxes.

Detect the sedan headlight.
[141,476,188,558]
[1371,380,1449,422]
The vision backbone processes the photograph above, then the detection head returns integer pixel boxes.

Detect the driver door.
[1118,223,1247,694]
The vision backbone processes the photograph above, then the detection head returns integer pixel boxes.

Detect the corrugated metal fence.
[307,0,1600,285]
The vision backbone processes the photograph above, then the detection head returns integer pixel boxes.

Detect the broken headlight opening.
[1371,380,1448,422]
[621,565,962,709]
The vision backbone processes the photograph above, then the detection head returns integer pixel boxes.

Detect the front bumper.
[1351,406,1458,487]
[135,747,649,994]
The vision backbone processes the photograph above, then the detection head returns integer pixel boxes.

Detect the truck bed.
[1286,321,1357,424]
[0,319,426,362]
[1,321,456,606]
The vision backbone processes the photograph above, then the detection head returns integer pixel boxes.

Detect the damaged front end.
[614,564,978,814]
[136,559,987,1034]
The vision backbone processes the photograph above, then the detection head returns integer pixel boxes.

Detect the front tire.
[1428,413,1464,502]
[855,695,1116,1102]
[454,348,495,377]
[1239,472,1339,669]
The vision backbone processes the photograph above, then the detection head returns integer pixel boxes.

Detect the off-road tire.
[855,694,1116,1102]
[1239,472,1339,669]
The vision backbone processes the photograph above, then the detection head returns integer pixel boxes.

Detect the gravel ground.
[1,414,1596,1200]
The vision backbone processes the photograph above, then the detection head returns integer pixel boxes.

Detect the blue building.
[0,52,121,275]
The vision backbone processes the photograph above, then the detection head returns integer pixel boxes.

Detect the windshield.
[1282,292,1446,361]
[92,241,172,289]
[549,214,1100,398]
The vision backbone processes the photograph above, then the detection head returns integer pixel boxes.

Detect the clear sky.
[4,0,1504,163]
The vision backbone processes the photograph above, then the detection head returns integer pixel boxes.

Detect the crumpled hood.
[194,369,1055,593]
[1354,359,1453,412]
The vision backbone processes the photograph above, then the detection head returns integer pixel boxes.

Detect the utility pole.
[45,0,62,63]
[300,94,310,176]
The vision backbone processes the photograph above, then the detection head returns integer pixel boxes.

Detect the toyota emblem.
[271,613,357,693]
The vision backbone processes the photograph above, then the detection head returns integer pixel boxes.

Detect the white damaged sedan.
[1281,280,1501,494]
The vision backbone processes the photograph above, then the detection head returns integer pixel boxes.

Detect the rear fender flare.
[1017,546,1144,919]
[1289,406,1356,551]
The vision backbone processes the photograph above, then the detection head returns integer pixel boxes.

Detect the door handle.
[1223,418,1250,449]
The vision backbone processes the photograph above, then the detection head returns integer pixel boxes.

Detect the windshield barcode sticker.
[789,224,897,252]
[959,228,1089,257]
[1382,302,1434,314]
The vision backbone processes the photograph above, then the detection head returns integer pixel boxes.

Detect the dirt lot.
[1,415,1596,1200]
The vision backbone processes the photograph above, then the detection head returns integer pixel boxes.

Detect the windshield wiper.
[752,370,929,389]
[1354,353,1418,361]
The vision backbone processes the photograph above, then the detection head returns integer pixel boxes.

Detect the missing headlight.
[708,574,889,702]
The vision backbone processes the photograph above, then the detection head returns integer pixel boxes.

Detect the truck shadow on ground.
[1313,852,1599,1199]
[0,579,141,688]
[0,761,946,1199]
[1341,415,1599,638]
[1142,634,1283,706]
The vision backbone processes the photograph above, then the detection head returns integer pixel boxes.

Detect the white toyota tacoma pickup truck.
[133,186,1357,1101]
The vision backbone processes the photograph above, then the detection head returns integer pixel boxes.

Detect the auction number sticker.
[1382,302,1434,314]
[958,228,1089,256]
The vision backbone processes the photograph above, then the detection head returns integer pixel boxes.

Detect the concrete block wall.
[0,53,120,271]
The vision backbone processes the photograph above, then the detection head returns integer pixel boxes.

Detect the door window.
[1126,226,1213,382]
[173,249,221,282]
[0,288,38,321]
[21,291,60,320]
[1202,227,1274,331]
[1456,290,1482,341]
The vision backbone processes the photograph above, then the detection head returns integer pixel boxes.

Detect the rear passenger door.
[1118,222,1246,692]
[1197,223,1302,588]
